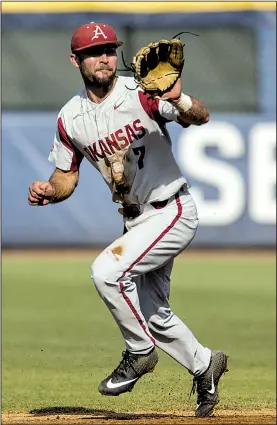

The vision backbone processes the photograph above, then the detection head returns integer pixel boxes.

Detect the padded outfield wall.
[2,2,276,247]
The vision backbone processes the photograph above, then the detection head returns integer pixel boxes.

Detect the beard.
[80,64,116,89]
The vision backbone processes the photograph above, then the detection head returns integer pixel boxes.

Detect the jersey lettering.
[84,119,146,163]
[99,139,112,156]
[115,128,129,149]
[125,124,138,143]
[83,146,96,162]
[91,142,105,160]
[91,25,108,41]
[133,119,146,139]
[105,134,121,153]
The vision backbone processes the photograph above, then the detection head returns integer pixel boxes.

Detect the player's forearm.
[171,95,210,126]
[48,169,79,203]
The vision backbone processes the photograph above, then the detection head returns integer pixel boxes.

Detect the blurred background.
[2,3,276,416]
[2,1,276,249]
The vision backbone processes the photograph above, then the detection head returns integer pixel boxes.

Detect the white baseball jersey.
[48,76,189,204]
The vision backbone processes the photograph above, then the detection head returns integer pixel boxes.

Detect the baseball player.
[28,23,228,417]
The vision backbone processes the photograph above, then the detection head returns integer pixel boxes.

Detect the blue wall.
[3,112,275,247]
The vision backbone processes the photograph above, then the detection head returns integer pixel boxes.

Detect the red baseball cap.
[71,22,123,52]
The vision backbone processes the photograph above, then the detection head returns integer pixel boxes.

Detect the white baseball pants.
[91,188,211,376]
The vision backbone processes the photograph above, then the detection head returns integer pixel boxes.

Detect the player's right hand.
[28,181,55,206]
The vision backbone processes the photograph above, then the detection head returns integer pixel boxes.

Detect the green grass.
[2,254,276,413]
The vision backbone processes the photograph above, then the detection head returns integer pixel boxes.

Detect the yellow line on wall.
[2,1,276,14]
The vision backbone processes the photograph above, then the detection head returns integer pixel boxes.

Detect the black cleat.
[191,350,228,417]
[98,348,158,396]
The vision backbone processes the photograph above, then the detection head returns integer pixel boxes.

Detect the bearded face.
[79,61,116,87]
[76,45,118,88]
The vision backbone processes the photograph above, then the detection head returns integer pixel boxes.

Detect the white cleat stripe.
[106,377,139,389]
[207,373,215,394]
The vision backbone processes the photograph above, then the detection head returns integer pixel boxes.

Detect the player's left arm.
[161,78,209,126]
[172,96,209,126]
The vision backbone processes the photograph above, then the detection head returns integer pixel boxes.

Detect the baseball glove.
[131,39,184,97]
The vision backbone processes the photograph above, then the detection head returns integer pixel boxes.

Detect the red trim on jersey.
[57,117,84,171]
[138,90,190,129]
[119,281,156,345]
[120,192,182,278]
[138,91,170,124]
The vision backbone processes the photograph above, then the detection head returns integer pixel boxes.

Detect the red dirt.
[2,408,276,424]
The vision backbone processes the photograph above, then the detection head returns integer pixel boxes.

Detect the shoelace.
[189,378,197,399]
[112,351,137,377]
[189,356,213,400]
[189,356,229,404]
[189,374,211,400]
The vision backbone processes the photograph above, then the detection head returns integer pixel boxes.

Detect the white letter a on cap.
[91,25,108,40]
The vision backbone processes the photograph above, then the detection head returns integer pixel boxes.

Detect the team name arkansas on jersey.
[48,76,188,204]
[83,119,146,163]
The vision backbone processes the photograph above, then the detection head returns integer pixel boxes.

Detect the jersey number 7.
[133,146,145,170]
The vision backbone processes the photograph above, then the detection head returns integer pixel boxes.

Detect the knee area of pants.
[148,308,173,329]
[91,253,122,290]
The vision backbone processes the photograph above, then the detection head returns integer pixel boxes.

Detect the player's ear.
[69,53,80,68]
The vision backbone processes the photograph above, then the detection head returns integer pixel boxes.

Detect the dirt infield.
[2,408,276,424]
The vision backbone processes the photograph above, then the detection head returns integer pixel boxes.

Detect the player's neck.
[85,77,117,104]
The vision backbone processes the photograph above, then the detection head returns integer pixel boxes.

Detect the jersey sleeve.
[138,90,190,128]
[48,116,84,171]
